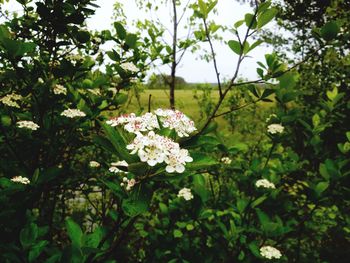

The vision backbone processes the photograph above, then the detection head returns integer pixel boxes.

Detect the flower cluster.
[107,109,195,173]
[61,108,86,118]
[256,179,276,189]
[260,246,282,260]
[109,160,128,174]
[107,113,159,134]
[127,131,193,173]
[155,108,197,137]
[11,176,30,185]
[221,157,232,164]
[120,62,138,72]
[89,161,100,168]
[0,93,22,108]
[267,123,284,134]
[120,177,136,191]
[17,120,40,131]
[53,84,67,95]
[177,188,194,201]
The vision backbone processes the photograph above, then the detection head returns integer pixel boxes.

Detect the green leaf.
[320,21,340,41]
[186,152,218,170]
[247,84,260,98]
[228,40,241,55]
[20,223,38,248]
[122,185,152,217]
[114,22,126,40]
[243,41,250,54]
[278,71,299,89]
[251,195,267,208]
[75,30,90,43]
[65,218,83,247]
[249,40,263,52]
[237,198,248,213]
[261,88,275,98]
[193,174,209,203]
[106,50,120,61]
[125,33,138,49]
[100,122,135,163]
[257,8,278,28]
[85,227,106,249]
[115,93,128,105]
[315,182,329,197]
[234,20,245,28]
[198,0,207,18]
[346,131,350,141]
[326,87,338,101]
[244,13,257,29]
[173,229,183,238]
[28,240,48,262]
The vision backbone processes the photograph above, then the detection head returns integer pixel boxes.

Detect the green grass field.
[116,89,275,141]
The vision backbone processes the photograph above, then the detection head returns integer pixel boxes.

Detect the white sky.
[1,0,276,83]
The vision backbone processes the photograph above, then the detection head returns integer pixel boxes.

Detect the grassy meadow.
[117,88,275,143]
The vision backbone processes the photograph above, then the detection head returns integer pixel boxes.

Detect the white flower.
[221,157,232,164]
[89,161,100,168]
[53,84,67,95]
[11,176,30,185]
[165,148,193,173]
[260,245,282,259]
[155,108,197,137]
[267,124,284,134]
[256,179,276,189]
[126,178,136,191]
[120,177,136,191]
[177,188,194,201]
[126,131,192,173]
[0,93,22,108]
[38,78,44,84]
[109,160,128,174]
[120,62,138,72]
[17,120,40,131]
[61,109,86,118]
[107,112,159,134]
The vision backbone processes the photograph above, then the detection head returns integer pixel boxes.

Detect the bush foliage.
[0,0,349,262]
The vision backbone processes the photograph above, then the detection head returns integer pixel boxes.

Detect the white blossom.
[53,84,67,95]
[260,246,282,260]
[120,62,138,72]
[165,148,193,173]
[0,93,22,108]
[155,108,196,137]
[109,160,128,174]
[120,177,136,191]
[107,112,159,134]
[256,179,276,189]
[126,131,192,173]
[11,176,30,185]
[38,78,44,84]
[177,188,194,201]
[221,157,232,164]
[89,161,100,168]
[61,108,86,118]
[267,123,284,134]
[17,120,40,131]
